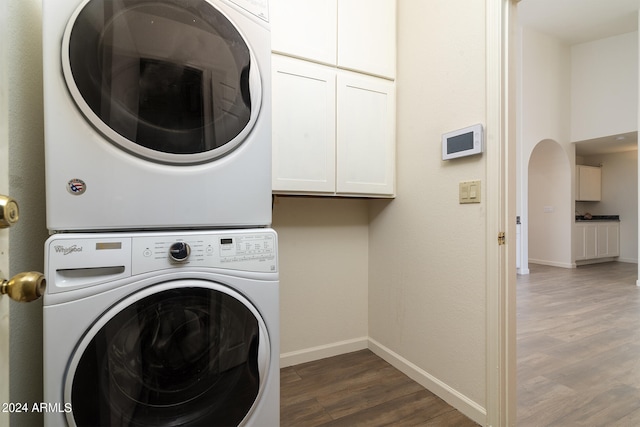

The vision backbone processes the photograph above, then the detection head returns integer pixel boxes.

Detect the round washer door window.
[63,0,262,164]
[65,281,271,426]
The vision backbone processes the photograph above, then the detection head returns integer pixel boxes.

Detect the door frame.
[486,0,517,425]
[0,0,11,423]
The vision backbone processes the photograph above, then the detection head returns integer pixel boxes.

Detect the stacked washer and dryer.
[41,1,278,426]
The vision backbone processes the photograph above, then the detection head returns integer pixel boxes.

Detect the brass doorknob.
[0,195,19,228]
[1,271,46,302]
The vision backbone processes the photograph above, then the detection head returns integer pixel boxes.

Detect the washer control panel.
[45,230,277,295]
[131,231,277,275]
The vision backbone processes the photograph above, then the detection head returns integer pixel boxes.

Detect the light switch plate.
[459,180,481,204]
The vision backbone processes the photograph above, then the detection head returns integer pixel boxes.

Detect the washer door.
[62,0,262,164]
[65,281,270,426]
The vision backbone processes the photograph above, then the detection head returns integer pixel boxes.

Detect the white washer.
[43,0,272,232]
[43,229,279,426]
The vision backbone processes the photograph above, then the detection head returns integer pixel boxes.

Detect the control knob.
[169,241,191,262]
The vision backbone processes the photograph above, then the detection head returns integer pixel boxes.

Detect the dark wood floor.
[518,262,640,426]
[280,349,479,426]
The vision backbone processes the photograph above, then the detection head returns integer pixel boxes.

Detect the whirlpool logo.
[54,245,83,255]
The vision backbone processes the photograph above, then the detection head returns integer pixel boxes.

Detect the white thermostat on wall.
[442,123,483,160]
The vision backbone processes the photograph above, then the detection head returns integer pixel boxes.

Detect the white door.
[0,0,10,424]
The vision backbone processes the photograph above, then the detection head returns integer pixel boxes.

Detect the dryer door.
[65,281,271,427]
[62,0,262,164]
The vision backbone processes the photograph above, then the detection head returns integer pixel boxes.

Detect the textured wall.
[274,197,369,364]
[369,0,487,411]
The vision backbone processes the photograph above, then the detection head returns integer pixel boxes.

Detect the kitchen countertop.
[575,215,620,222]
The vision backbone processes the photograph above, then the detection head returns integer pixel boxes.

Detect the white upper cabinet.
[270,0,396,197]
[336,71,395,195]
[272,55,395,197]
[337,0,396,79]
[576,165,601,201]
[272,56,336,193]
[270,0,337,66]
[270,0,396,79]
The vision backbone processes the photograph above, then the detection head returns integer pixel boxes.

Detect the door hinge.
[498,232,506,246]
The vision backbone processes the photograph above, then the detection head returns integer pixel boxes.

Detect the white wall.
[519,26,573,269]
[7,1,48,426]
[520,28,572,150]
[571,32,639,142]
[577,151,638,263]
[528,140,573,267]
[369,0,487,422]
[273,197,369,366]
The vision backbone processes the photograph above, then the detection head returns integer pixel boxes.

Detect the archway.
[527,139,573,268]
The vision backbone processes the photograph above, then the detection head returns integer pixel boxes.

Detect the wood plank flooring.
[280,349,479,426]
[518,262,640,426]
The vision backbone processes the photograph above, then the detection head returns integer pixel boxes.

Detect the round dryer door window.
[62,0,262,164]
[65,282,271,426]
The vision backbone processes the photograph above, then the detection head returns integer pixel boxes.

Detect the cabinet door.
[596,223,609,257]
[597,222,620,258]
[270,0,337,65]
[272,55,336,193]
[574,224,586,261]
[577,165,601,201]
[336,71,395,196]
[337,0,396,79]
[584,224,598,259]
[608,223,620,257]
[574,223,598,261]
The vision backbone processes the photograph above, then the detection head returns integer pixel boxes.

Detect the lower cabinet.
[574,222,619,263]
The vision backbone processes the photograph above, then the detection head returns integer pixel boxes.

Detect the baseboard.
[367,338,486,426]
[575,257,618,266]
[617,257,638,264]
[279,337,368,368]
[528,258,574,269]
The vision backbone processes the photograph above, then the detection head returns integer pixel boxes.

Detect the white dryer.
[42,0,272,232]
[43,229,279,426]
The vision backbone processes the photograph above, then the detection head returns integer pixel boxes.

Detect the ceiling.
[571,132,638,157]
[518,0,639,156]
[518,0,639,46]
